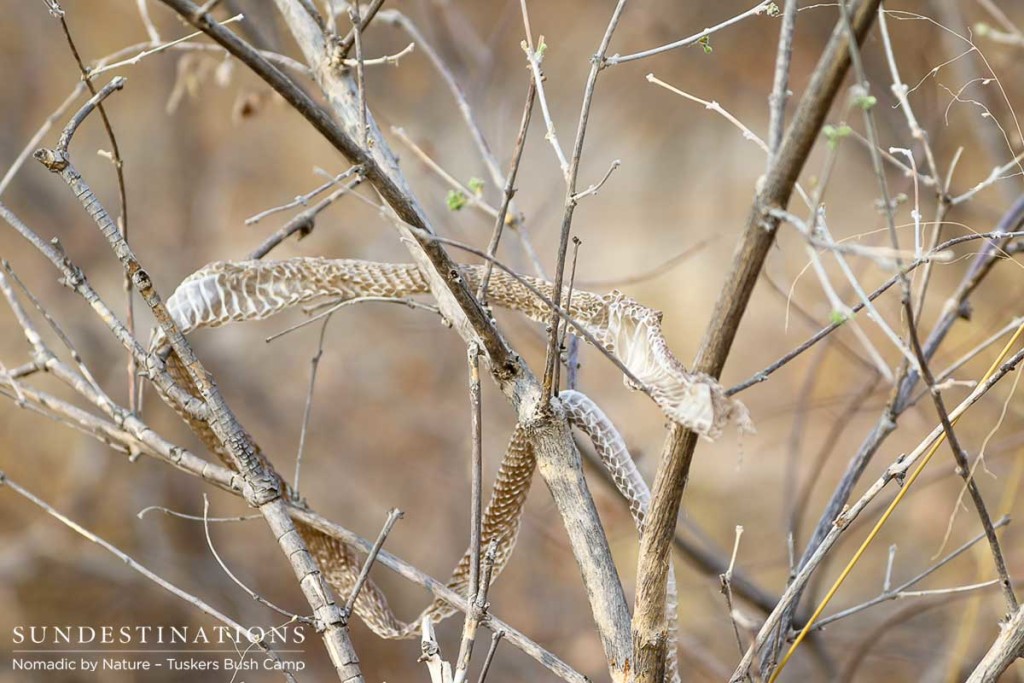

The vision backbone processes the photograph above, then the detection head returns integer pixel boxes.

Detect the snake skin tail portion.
[561,390,681,683]
[303,521,410,638]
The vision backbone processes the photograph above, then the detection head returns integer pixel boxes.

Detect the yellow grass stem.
[769,320,1024,682]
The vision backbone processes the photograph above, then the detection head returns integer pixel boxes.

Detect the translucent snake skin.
[149,258,752,679]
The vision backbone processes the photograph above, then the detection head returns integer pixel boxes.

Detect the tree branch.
[632,1,884,679]
[154,0,634,676]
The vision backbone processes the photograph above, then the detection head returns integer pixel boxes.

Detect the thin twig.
[478,79,537,301]
[475,630,504,683]
[338,42,413,68]
[54,8,138,412]
[390,126,500,220]
[335,0,387,58]
[466,345,483,607]
[0,202,208,418]
[767,0,797,166]
[202,495,310,622]
[138,505,260,523]
[248,176,363,259]
[0,472,297,681]
[88,14,244,76]
[542,0,630,396]
[519,9,568,176]
[135,0,161,42]
[727,228,1024,395]
[245,166,361,225]
[0,84,85,198]
[2,262,108,402]
[904,303,1017,613]
[342,508,403,618]
[293,316,330,492]
[720,526,750,668]
[571,160,621,202]
[952,148,1024,205]
[348,5,368,150]
[265,295,439,344]
[578,237,713,288]
[558,238,582,391]
[811,517,1011,630]
[606,0,777,65]
[454,541,497,683]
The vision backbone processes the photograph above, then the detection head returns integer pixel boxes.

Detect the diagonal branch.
[903,306,1017,613]
[966,603,1024,682]
[0,472,298,681]
[32,80,364,682]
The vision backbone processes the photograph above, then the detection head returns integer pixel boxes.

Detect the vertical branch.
[767,0,797,165]
[476,630,504,683]
[542,0,630,396]
[336,0,386,58]
[294,316,330,491]
[553,237,582,393]
[466,345,483,608]
[455,542,497,683]
[346,5,368,150]
[478,80,537,301]
[966,604,1024,682]
[903,307,1017,613]
[632,1,883,679]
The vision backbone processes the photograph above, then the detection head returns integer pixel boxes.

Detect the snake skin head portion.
[604,292,753,440]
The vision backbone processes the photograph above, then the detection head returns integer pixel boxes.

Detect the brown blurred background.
[2,0,1024,680]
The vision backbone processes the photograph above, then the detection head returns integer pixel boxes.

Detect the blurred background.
[2,0,1024,680]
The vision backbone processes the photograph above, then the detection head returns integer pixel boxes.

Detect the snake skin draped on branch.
[147,257,751,681]
[154,257,751,439]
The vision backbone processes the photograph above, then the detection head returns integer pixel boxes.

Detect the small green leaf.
[854,94,877,110]
[446,189,468,211]
[764,2,780,17]
[823,124,852,149]
[829,310,849,326]
[468,177,485,196]
[698,35,712,54]
[536,37,548,59]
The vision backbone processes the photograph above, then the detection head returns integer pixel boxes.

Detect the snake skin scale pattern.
[148,257,753,681]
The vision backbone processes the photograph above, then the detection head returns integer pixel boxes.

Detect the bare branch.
[634,3,884,678]
[606,1,778,66]
[32,76,365,681]
[0,472,297,681]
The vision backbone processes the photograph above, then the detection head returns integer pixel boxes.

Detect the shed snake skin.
[149,257,752,680]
